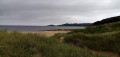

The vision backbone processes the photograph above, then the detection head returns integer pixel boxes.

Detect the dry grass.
[89,49,119,57]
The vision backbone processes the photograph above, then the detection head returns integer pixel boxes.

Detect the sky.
[0,0,120,26]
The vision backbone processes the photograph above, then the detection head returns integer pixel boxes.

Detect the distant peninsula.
[48,23,92,27]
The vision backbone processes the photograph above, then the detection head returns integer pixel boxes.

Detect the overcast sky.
[0,0,120,25]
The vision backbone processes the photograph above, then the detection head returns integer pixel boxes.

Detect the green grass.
[0,30,107,57]
[60,21,120,56]
[69,21,120,34]
[64,32,120,55]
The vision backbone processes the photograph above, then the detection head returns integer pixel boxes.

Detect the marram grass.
[0,30,107,57]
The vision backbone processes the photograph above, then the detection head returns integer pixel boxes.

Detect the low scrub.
[0,30,107,57]
[64,32,120,55]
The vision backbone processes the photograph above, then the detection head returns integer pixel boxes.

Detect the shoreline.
[22,30,71,37]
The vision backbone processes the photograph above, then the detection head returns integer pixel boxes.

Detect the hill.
[70,21,120,34]
[57,20,120,56]
[58,23,92,27]
[93,16,120,25]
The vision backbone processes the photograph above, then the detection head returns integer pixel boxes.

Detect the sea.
[0,25,85,32]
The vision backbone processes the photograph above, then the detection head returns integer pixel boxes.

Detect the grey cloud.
[0,0,120,25]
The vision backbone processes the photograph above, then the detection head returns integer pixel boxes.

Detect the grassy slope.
[69,21,120,34]
[93,16,120,25]
[0,30,107,57]
[61,21,120,56]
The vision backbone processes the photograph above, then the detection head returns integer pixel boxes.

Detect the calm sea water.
[0,26,85,32]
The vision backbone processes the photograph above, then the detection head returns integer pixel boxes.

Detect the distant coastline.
[0,26,85,32]
[48,23,92,27]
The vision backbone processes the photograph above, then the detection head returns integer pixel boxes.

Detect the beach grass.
[64,32,120,55]
[55,21,120,56]
[0,30,107,57]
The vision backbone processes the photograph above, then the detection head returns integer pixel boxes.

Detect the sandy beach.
[26,31,70,37]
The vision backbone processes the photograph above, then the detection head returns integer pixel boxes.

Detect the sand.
[27,31,70,37]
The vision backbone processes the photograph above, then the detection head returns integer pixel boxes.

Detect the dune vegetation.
[69,21,120,34]
[55,21,120,57]
[0,30,108,57]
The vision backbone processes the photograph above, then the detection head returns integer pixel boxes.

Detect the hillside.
[56,20,120,56]
[58,23,92,27]
[70,21,120,34]
[93,16,120,25]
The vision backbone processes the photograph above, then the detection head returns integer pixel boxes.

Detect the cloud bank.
[0,0,120,25]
